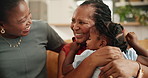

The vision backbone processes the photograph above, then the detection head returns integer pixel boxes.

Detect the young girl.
[62,21,134,78]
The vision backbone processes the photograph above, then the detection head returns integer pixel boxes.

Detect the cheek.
[12,24,26,34]
[96,41,102,48]
[81,25,91,33]
[70,25,74,31]
[86,40,90,45]
[87,40,93,47]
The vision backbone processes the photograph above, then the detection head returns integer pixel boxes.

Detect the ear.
[99,37,107,48]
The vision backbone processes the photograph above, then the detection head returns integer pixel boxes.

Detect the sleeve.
[72,50,95,68]
[123,48,138,61]
[45,22,65,51]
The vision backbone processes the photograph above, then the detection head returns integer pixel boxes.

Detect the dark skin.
[58,1,148,78]
[60,46,124,78]
[99,32,148,78]
[62,26,125,76]
[126,32,148,66]
[0,0,32,39]
[62,31,148,78]
[62,42,80,75]
[0,0,65,53]
[126,32,148,57]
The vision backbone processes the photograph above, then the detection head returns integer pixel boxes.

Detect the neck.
[0,33,19,39]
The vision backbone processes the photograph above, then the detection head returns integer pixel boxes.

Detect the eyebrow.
[17,11,31,22]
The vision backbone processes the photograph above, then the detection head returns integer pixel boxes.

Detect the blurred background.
[25,0,148,41]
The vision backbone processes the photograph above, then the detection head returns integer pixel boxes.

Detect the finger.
[100,63,121,78]
[107,49,123,60]
[99,62,112,76]
[109,73,121,78]
[127,33,133,38]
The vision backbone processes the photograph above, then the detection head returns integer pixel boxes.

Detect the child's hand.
[70,42,80,53]
[126,32,138,47]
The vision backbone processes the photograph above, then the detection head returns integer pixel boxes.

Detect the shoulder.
[31,20,50,29]
[31,20,53,33]
[62,42,87,56]
[32,20,47,25]
[62,43,72,55]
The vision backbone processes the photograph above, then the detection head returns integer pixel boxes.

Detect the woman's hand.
[89,46,124,67]
[99,59,139,78]
[70,42,80,53]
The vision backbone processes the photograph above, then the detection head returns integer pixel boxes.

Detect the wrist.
[135,62,144,78]
[87,53,98,68]
[131,61,139,77]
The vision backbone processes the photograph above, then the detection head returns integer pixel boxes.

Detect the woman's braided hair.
[0,0,24,22]
[80,0,111,22]
[80,0,127,51]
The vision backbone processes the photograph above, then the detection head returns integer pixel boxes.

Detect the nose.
[27,18,32,25]
[27,15,32,25]
[72,23,80,30]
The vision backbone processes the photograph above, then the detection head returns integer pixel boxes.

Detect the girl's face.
[86,27,107,50]
[71,5,95,44]
[1,0,32,38]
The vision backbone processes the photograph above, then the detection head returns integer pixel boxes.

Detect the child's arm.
[62,42,80,75]
[137,55,148,66]
[126,32,148,57]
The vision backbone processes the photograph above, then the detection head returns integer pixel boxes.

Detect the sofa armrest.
[46,50,59,78]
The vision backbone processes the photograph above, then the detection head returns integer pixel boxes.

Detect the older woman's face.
[2,0,32,38]
[71,5,95,44]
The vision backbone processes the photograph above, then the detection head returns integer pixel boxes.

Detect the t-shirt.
[62,39,86,56]
[0,20,64,78]
[73,48,137,78]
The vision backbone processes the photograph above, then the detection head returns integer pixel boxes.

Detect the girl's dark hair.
[80,0,111,22]
[0,0,24,21]
[95,21,127,52]
[80,0,127,51]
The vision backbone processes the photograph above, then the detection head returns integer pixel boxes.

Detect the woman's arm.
[137,56,148,78]
[99,59,139,78]
[58,50,95,78]
[58,51,65,78]
[99,57,148,78]
[59,46,123,78]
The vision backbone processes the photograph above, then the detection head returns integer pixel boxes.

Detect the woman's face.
[71,5,95,44]
[2,0,32,38]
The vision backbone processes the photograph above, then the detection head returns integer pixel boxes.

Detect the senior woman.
[0,0,65,78]
[58,0,148,78]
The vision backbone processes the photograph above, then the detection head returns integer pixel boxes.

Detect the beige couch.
[46,50,59,78]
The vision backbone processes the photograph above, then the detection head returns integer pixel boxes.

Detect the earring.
[1,28,5,34]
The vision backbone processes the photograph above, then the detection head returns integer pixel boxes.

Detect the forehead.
[72,5,95,20]
[6,1,29,21]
